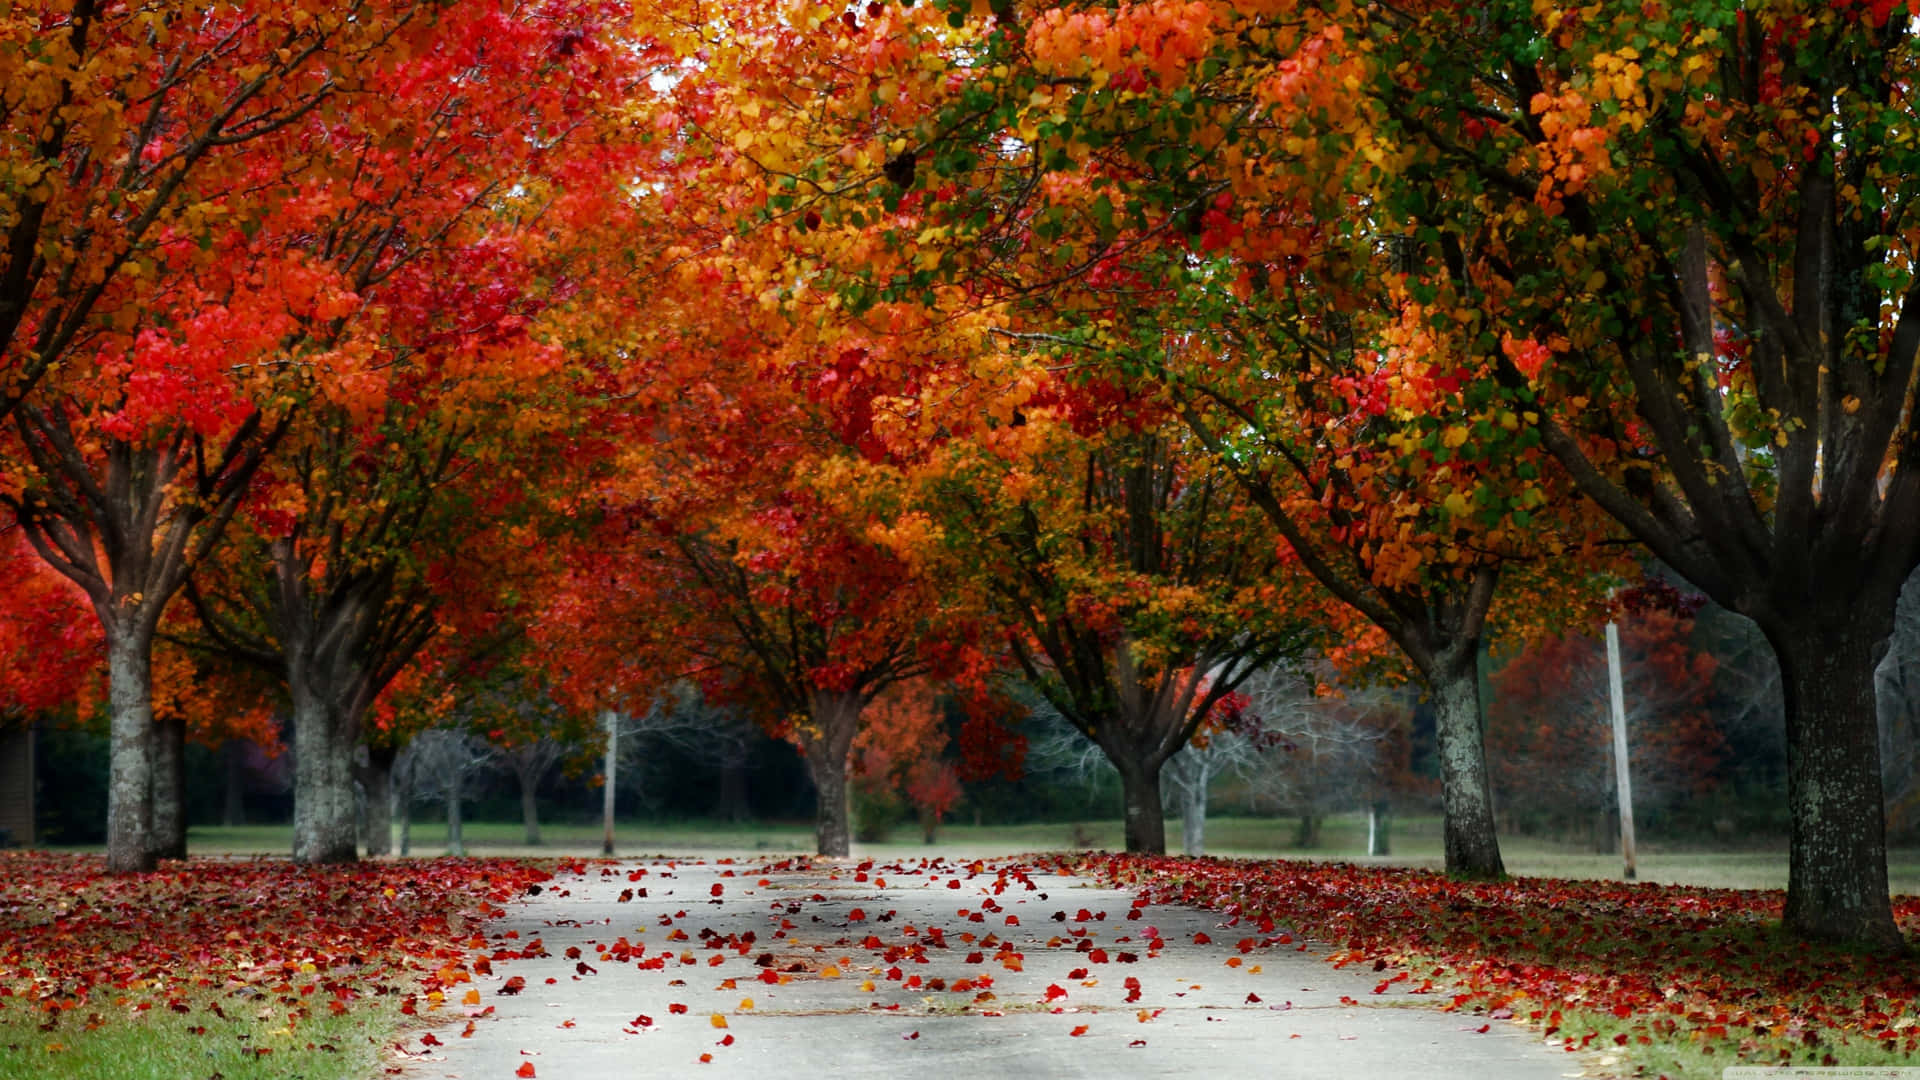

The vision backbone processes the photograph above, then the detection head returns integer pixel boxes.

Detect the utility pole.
[1604,606,1638,880]
[601,710,619,857]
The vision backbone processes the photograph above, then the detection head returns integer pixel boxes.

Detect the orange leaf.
[517,1064,537,1078]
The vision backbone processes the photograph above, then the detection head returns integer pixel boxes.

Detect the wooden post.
[1604,614,1638,880]
[601,710,618,857]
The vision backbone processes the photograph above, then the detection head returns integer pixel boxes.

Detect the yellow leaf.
[1441,426,1469,449]
[738,998,754,1011]
[820,966,841,978]
[710,1014,729,1029]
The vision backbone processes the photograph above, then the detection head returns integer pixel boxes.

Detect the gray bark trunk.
[290,688,358,864]
[149,713,186,860]
[803,690,862,857]
[445,776,464,856]
[1117,758,1167,854]
[1294,813,1321,848]
[104,629,156,873]
[358,745,396,856]
[1432,659,1505,879]
[716,758,751,822]
[1180,772,1207,856]
[519,766,541,846]
[1772,622,1903,949]
[397,754,414,857]
[1367,799,1391,856]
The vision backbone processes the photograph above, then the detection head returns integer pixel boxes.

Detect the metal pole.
[601,710,619,857]
[1604,617,1638,880]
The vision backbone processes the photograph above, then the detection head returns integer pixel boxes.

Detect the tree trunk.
[802,690,863,857]
[1116,757,1167,854]
[1181,773,1207,856]
[359,745,396,857]
[1432,658,1505,880]
[222,740,247,827]
[104,629,156,873]
[149,713,187,860]
[397,755,414,857]
[1294,812,1321,848]
[1771,622,1903,949]
[716,757,751,822]
[290,687,358,864]
[1367,799,1391,856]
[446,776,464,856]
[804,749,852,857]
[519,762,542,846]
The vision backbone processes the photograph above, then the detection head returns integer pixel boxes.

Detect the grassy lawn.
[171,815,1920,895]
[0,993,396,1080]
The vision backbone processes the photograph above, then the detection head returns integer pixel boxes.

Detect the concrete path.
[394,855,1597,1079]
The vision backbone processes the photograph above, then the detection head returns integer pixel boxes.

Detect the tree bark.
[1432,658,1505,880]
[1367,799,1391,856]
[1294,813,1321,848]
[802,690,862,857]
[104,629,156,873]
[358,745,397,856]
[1116,757,1167,854]
[1771,622,1904,950]
[149,713,187,860]
[290,687,358,864]
[716,757,751,822]
[519,762,542,846]
[446,775,464,856]
[397,754,414,857]
[1180,773,1207,856]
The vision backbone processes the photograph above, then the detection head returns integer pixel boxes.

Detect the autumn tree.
[0,1,532,874]
[0,529,99,723]
[1236,661,1415,853]
[534,302,967,856]
[1313,0,1920,947]
[0,1,433,425]
[847,680,966,842]
[1488,593,1726,843]
[1160,691,1284,856]
[172,0,648,864]
[664,0,1636,878]
[905,411,1321,853]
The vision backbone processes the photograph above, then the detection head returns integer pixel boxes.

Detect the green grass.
[0,994,395,1080]
[168,814,1920,894]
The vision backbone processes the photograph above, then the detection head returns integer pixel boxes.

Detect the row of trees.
[3,0,1916,950]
